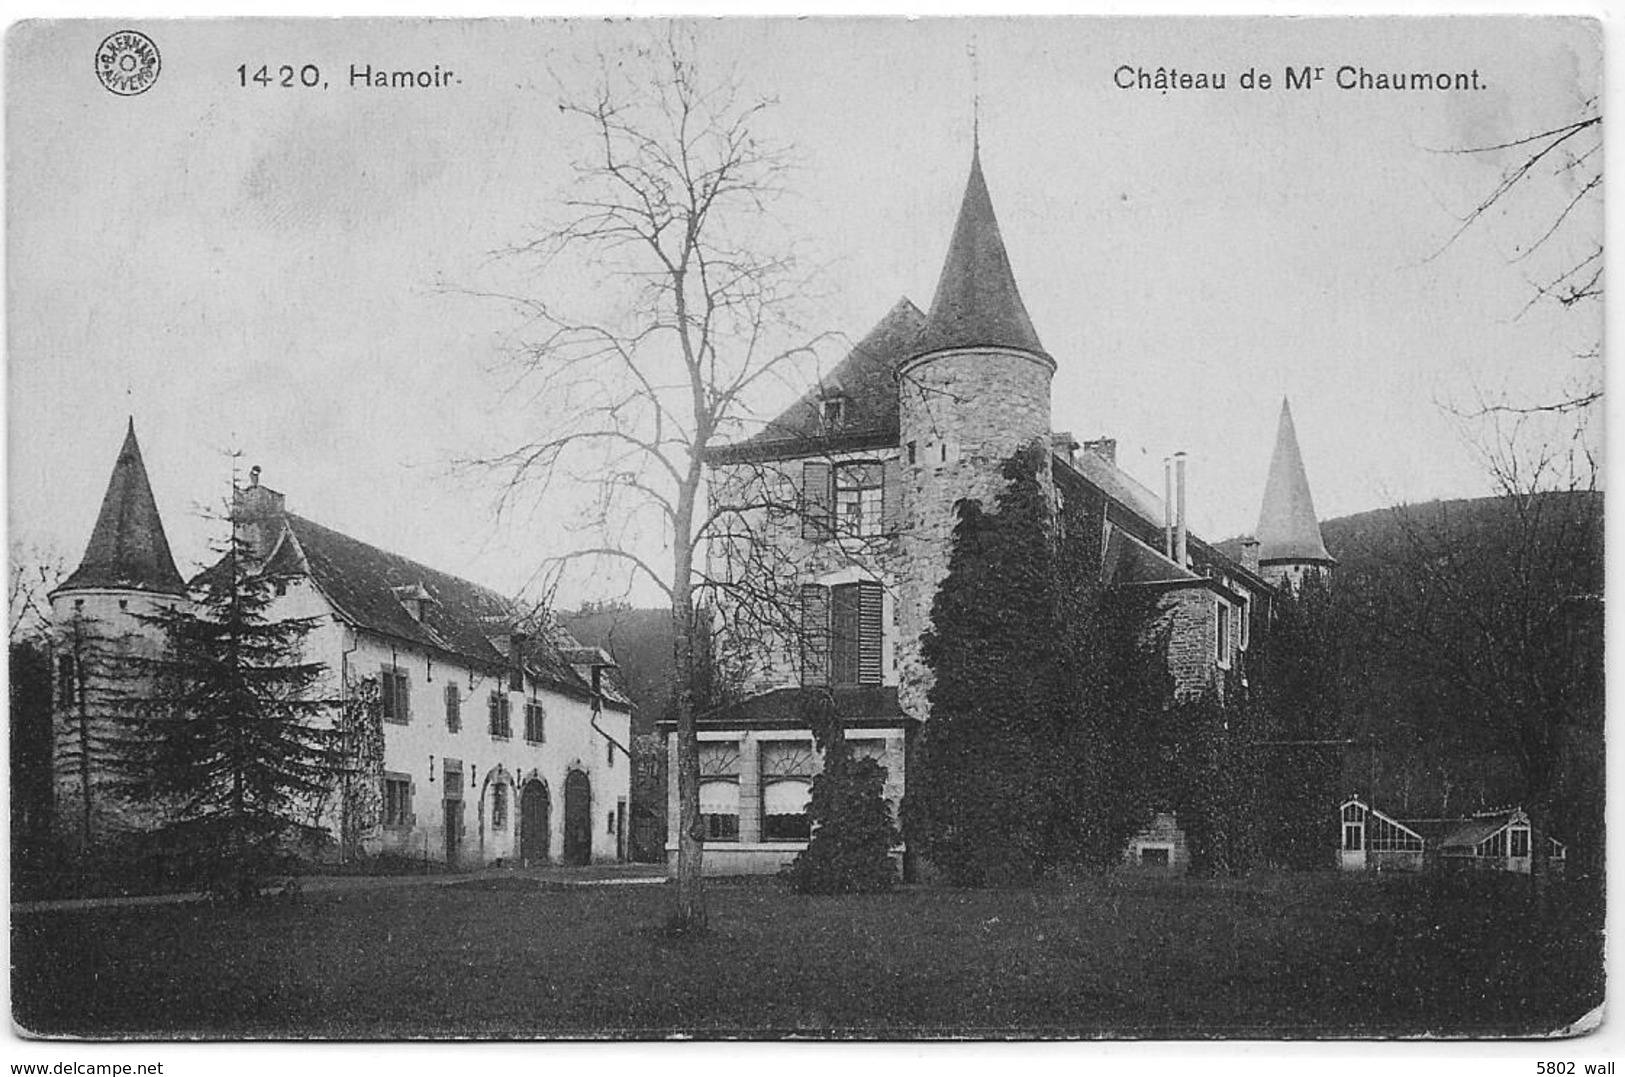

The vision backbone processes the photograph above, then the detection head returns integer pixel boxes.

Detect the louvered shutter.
[830,585,860,685]
[800,584,829,686]
[881,458,902,533]
[858,581,884,685]
[801,461,832,539]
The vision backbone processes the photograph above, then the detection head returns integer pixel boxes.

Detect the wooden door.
[520,780,550,865]
[564,769,592,866]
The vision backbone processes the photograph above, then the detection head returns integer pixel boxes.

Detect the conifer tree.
[1252,572,1342,869]
[908,444,1066,886]
[785,692,899,894]
[128,526,341,899]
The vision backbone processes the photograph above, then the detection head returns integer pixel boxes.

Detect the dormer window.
[821,396,847,427]
[393,583,435,623]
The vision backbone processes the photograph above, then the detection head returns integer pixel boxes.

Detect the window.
[56,655,77,707]
[488,692,512,738]
[607,811,616,835]
[1342,823,1363,851]
[607,740,615,767]
[804,581,884,687]
[1510,827,1530,858]
[907,441,917,465]
[381,667,411,724]
[444,684,461,732]
[509,667,524,693]
[524,701,545,743]
[383,775,413,827]
[763,779,812,841]
[835,463,883,537]
[1366,813,1422,851]
[699,780,739,841]
[1216,603,1232,666]
[1140,847,1171,868]
[1238,596,1251,650]
[822,397,846,427]
[491,784,508,829]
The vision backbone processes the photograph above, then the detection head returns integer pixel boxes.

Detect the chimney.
[1081,437,1117,466]
[1174,452,1188,568]
[232,467,286,561]
[1163,458,1174,560]
[1050,431,1080,468]
[1240,536,1261,575]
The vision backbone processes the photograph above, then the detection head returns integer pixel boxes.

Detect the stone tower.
[895,143,1056,717]
[48,419,189,849]
[1254,397,1335,589]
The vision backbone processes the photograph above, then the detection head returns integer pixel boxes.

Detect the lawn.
[11,870,1602,1038]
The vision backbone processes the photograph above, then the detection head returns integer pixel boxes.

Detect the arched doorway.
[520,780,550,866]
[564,769,592,866]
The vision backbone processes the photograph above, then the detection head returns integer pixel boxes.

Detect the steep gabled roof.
[912,144,1047,359]
[194,511,628,708]
[706,299,925,462]
[58,419,187,596]
[1256,398,1334,565]
[283,514,588,690]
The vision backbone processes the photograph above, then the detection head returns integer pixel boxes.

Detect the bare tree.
[10,542,64,643]
[1438,99,1602,416]
[462,32,847,932]
[1345,423,1601,893]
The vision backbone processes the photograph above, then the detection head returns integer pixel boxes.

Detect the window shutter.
[858,581,884,685]
[830,584,860,685]
[801,461,832,539]
[800,583,829,686]
[881,458,902,533]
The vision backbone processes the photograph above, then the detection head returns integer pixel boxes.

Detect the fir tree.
[1252,572,1342,869]
[128,528,341,899]
[908,443,1067,886]
[785,692,899,894]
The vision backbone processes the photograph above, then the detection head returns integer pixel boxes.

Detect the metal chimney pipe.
[1174,452,1189,567]
[1163,457,1175,559]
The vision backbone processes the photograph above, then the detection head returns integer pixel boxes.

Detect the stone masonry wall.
[1161,586,1220,700]
[895,346,1054,718]
[708,453,907,694]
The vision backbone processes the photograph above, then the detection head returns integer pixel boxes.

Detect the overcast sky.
[8,17,1601,608]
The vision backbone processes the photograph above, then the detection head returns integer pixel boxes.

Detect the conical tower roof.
[1255,398,1334,565]
[58,419,187,596]
[913,142,1047,359]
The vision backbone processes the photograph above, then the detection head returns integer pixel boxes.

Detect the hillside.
[558,606,674,738]
[1315,491,1602,858]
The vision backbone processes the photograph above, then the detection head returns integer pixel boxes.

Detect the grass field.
[11,869,1602,1039]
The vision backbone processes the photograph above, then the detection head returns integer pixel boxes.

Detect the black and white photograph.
[6,14,1605,1051]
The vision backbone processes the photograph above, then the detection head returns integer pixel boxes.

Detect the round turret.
[893,146,1056,717]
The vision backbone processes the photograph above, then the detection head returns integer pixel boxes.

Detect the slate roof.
[1256,398,1334,565]
[912,143,1048,360]
[198,507,629,708]
[706,299,925,462]
[1053,449,1268,596]
[1439,809,1530,851]
[58,419,187,597]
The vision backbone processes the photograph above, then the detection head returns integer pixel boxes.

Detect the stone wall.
[1160,586,1220,700]
[707,453,906,694]
[894,346,1054,717]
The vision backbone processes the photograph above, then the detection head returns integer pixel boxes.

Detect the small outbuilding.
[1439,808,1566,875]
[1338,797,1425,872]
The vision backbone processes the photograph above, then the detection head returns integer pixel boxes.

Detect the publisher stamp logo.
[95,31,161,96]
